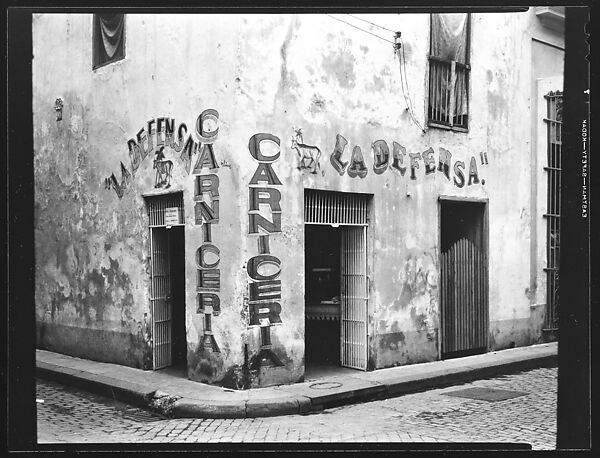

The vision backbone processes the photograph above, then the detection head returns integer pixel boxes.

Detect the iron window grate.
[145,192,185,227]
[304,189,370,226]
[544,91,562,331]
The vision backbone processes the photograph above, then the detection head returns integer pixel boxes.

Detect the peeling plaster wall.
[33,14,152,368]
[34,12,561,385]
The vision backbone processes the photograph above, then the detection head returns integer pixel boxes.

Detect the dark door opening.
[440,199,488,359]
[305,225,341,367]
[146,192,187,370]
[168,226,187,367]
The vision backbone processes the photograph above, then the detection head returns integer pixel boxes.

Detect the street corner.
[170,397,247,419]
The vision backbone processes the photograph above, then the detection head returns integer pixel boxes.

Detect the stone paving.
[37,366,557,449]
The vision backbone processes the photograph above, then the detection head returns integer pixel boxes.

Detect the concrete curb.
[380,353,558,398]
[37,345,557,419]
[36,361,155,409]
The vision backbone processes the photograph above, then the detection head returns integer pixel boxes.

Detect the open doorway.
[304,189,371,375]
[305,225,341,367]
[145,193,187,370]
[439,198,488,359]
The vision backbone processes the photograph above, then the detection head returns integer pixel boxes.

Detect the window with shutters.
[93,13,126,70]
[428,13,471,131]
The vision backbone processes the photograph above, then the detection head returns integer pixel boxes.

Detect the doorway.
[304,189,370,372]
[439,198,488,359]
[305,225,341,367]
[145,192,187,370]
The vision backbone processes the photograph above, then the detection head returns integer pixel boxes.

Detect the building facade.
[34,10,564,389]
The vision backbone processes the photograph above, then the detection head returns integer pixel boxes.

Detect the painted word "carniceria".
[245,133,284,368]
[330,134,488,187]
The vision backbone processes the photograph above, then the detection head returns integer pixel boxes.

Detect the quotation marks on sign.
[103,110,220,199]
[103,162,131,199]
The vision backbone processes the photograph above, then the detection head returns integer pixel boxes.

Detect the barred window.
[93,13,126,70]
[544,91,562,331]
[428,13,471,130]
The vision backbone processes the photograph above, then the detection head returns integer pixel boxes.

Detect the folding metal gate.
[150,228,172,369]
[341,226,368,370]
[440,237,488,354]
[304,189,370,370]
[146,193,184,370]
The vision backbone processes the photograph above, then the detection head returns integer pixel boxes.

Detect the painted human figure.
[153,146,173,188]
[291,128,321,174]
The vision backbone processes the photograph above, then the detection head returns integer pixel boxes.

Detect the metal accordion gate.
[145,192,184,370]
[440,237,488,355]
[304,189,370,370]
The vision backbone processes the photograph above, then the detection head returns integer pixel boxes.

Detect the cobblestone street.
[37,366,556,449]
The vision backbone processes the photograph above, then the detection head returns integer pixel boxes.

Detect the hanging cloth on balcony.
[430,13,469,120]
[431,13,468,63]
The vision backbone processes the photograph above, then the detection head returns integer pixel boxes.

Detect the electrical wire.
[346,14,396,33]
[327,13,426,133]
[326,14,395,45]
[396,36,426,133]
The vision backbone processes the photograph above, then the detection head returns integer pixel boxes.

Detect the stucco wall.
[33,12,562,386]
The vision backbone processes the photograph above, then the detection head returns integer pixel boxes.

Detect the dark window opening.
[93,13,126,70]
[428,13,471,130]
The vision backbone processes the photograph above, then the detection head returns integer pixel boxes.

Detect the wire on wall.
[326,14,395,45]
[326,14,426,133]
[395,33,426,133]
[346,14,397,33]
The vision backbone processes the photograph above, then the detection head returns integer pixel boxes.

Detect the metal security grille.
[304,189,370,370]
[341,226,368,370]
[427,13,471,130]
[145,193,183,370]
[428,59,469,129]
[304,189,369,226]
[440,237,488,354]
[146,192,184,227]
[544,91,562,330]
[150,227,172,369]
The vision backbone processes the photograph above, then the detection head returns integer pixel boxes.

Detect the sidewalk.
[36,342,557,419]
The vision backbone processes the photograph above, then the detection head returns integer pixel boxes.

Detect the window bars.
[428,13,470,130]
[543,91,562,331]
[304,189,369,226]
[145,192,185,227]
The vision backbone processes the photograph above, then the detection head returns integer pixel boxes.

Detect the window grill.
[543,91,562,330]
[145,192,185,227]
[304,189,369,226]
